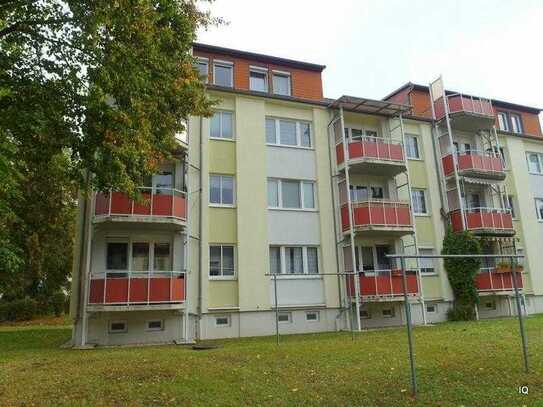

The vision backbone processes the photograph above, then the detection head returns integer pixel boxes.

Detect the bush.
[0,298,38,321]
[50,292,66,317]
[447,304,476,321]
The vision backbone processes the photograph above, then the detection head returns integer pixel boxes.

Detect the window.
[145,320,164,331]
[382,308,395,318]
[504,195,516,218]
[266,118,312,148]
[210,111,233,139]
[536,199,543,220]
[132,242,149,271]
[215,316,231,327]
[209,175,235,206]
[426,304,437,313]
[154,243,171,271]
[497,112,510,131]
[485,301,496,310]
[196,57,208,82]
[419,248,436,274]
[510,113,523,134]
[527,152,543,174]
[209,245,235,278]
[272,71,291,96]
[411,189,428,215]
[213,60,233,87]
[107,242,128,270]
[267,178,316,209]
[278,312,292,323]
[360,309,371,319]
[249,66,268,92]
[269,246,320,275]
[464,144,472,155]
[350,185,369,202]
[405,134,420,159]
[306,311,319,322]
[371,186,384,199]
[109,321,127,333]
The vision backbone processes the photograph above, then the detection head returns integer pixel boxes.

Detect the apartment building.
[70,44,543,347]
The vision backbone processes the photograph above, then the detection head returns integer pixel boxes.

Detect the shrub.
[0,298,38,321]
[50,292,66,317]
[442,228,481,321]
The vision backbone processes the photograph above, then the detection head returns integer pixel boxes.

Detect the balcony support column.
[510,256,529,373]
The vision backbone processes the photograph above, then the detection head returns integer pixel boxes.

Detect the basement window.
[426,304,437,313]
[485,301,496,310]
[382,308,395,318]
[109,320,127,333]
[215,316,231,327]
[305,311,319,322]
[278,312,292,323]
[145,320,164,331]
[360,309,371,319]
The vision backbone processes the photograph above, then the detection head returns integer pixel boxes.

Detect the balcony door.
[354,245,392,275]
[143,164,175,195]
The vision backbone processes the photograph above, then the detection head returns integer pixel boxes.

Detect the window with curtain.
[210,111,233,139]
[213,62,233,87]
[269,246,319,275]
[527,153,542,174]
[272,72,291,95]
[209,245,235,277]
[132,242,149,271]
[411,189,428,214]
[154,243,171,271]
[419,248,436,273]
[267,178,315,209]
[209,175,235,206]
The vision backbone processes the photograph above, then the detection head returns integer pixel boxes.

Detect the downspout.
[197,116,204,340]
[80,185,94,347]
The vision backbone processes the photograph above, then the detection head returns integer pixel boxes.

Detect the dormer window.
[249,66,268,92]
[272,70,291,96]
[213,60,233,87]
[196,57,208,83]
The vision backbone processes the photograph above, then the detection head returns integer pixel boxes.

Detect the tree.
[442,228,482,321]
[0,1,219,301]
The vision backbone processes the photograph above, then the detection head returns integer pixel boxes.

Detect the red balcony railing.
[336,136,404,165]
[95,187,186,221]
[442,152,504,178]
[346,270,419,298]
[341,200,412,231]
[450,208,514,234]
[434,94,494,121]
[89,271,186,305]
[476,267,523,292]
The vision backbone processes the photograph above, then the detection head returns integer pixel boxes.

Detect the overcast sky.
[197,0,543,114]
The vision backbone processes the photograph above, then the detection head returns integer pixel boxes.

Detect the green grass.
[1,316,542,406]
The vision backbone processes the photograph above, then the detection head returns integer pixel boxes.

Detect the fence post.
[401,256,417,396]
[510,256,529,373]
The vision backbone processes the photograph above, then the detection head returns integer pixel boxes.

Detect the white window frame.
[210,110,234,141]
[418,247,437,275]
[265,117,312,149]
[249,65,268,92]
[535,198,543,221]
[305,311,320,322]
[215,315,231,327]
[277,312,292,324]
[272,70,291,96]
[213,59,233,87]
[105,238,173,274]
[411,188,429,216]
[497,111,510,132]
[426,304,437,313]
[209,174,235,207]
[209,245,236,279]
[510,113,523,134]
[145,319,164,332]
[269,245,320,276]
[109,320,127,334]
[267,178,317,210]
[405,133,421,160]
[196,57,209,83]
[527,152,543,175]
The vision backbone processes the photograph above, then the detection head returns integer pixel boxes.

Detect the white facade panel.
[268,211,320,245]
[267,146,316,180]
[269,277,326,307]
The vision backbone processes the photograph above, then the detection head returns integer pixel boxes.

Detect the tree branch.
[0,18,72,39]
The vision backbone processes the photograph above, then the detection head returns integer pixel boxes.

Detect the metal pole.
[274,273,279,346]
[510,256,529,373]
[401,257,417,396]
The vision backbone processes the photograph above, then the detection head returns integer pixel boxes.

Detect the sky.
[197,0,543,116]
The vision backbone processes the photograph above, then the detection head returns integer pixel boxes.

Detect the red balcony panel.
[152,194,173,216]
[173,194,187,219]
[336,143,345,165]
[434,95,494,121]
[360,273,418,296]
[105,278,129,303]
[95,193,110,216]
[476,270,523,291]
[442,154,455,177]
[341,206,350,231]
[88,275,185,305]
[450,211,463,233]
[450,210,514,234]
[110,192,132,214]
[347,141,404,162]
[133,192,152,216]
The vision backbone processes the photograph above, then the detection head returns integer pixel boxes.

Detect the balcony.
[434,94,495,132]
[341,200,413,236]
[336,137,406,176]
[450,208,514,236]
[442,151,506,180]
[476,267,523,293]
[88,271,186,310]
[94,187,187,228]
[346,270,419,301]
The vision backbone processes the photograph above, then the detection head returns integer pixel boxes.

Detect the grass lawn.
[1,316,542,406]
